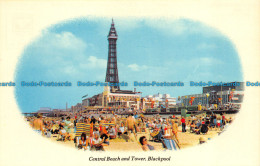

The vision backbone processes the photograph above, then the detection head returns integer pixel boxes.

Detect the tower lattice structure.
[105,19,120,90]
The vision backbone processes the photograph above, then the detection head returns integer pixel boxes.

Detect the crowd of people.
[27,112,233,151]
[181,113,233,135]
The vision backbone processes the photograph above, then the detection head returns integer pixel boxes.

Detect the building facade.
[179,82,244,107]
[82,86,141,110]
[142,93,176,109]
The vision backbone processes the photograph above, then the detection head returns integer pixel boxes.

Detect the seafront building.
[82,86,141,111]
[180,82,244,107]
[141,93,176,109]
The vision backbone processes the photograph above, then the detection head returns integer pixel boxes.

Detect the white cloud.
[175,56,223,67]
[115,18,141,31]
[145,19,219,37]
[128,63,148,71]
[200,57,223,65]
[37,30,87,51]
[62,66,78,75]
[197,43,216,50]
[80,56,107,69]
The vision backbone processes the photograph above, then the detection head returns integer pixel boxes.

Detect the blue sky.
[15,18,243,113]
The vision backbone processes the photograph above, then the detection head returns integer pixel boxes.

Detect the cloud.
[145,19,219,37]
[197,43,216,50]
[80,56,107,69]
[174,56,223,67]
[128,63,148,71]
[200,57,223,65]
[35,30,87,51]
[62,66,78,75]
[115,18,141,31]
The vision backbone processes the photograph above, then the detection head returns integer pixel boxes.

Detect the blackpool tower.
[105,19,120,90]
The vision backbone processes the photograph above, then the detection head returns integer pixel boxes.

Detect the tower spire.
[108,19,117,39]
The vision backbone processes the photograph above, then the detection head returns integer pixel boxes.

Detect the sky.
[15,18,243,113]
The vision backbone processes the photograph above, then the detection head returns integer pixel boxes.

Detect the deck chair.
[86,124,92,137]
[75,123,88,138]
[102,123,116,128]
[162,139,180,150]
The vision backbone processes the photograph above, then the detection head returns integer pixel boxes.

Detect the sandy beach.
[49,124,224,151]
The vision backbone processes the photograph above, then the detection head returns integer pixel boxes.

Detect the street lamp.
[206,93,209,109]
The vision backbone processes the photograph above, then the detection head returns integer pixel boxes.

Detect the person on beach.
[126,114,137,140]
[172,120,179,143]
[200,121,209,134]
[196,119,202,129]
[93,127,99,136]
[74,118,78,133]
[90,116,96,124]
[43,121,52,138]
[59,125,72,141]
[222,114,226,126]
[32,113,44,135]
[100,126,109,144]
[108,125,116,139]
[78,133,89,150]
[92,133,107,151]
[100,116,105,124]
[205,115,210,126]
[163,122,171,138]
[139,136,155,151]
[190,120,196,133]
[209,114,214,130]
[51,122,59,134]
[169,116,174,126]
[213,114,217,127]
[181,116,186,132]
[61,117,65,123]
[64,117,72,133]
[118,123,127,138]
[216,118,221,130]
